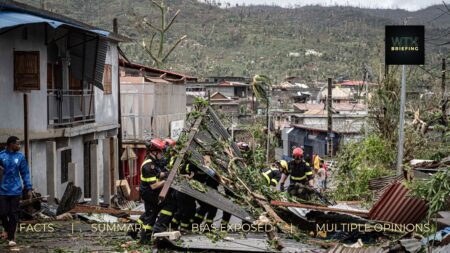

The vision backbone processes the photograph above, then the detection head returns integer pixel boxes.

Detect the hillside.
[16,0,450,83]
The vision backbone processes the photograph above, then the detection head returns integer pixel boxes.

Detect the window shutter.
[103,64,112,94]
[14,51,40,91]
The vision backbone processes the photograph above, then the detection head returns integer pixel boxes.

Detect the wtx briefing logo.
[385,25,424,65]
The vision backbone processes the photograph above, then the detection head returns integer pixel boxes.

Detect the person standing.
[0,136,33,247]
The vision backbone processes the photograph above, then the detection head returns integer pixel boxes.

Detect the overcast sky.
[220,0,445,11]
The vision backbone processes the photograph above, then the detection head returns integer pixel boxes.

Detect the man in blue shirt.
[0,136,33,247]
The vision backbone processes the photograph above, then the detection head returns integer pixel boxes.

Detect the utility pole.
[114,18,124,179]
[364,67,369,138]
[396,65,407,175]
[327,78,333,157]
[442,58,448,128]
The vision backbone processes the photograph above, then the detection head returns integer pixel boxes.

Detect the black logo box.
[385,25,425,65]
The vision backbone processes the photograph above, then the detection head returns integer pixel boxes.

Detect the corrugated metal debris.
[368,181,428,224]
[368,175,403,191]
[171,177,253,222]
[161,233,324,253]
[326,244,387,253]
[434,211,450,228]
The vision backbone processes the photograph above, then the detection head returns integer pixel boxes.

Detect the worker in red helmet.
[279,147,314,195]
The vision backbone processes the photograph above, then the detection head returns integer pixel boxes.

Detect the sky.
[220,0,445,11]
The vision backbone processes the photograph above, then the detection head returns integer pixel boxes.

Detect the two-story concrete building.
[0,1,128,205]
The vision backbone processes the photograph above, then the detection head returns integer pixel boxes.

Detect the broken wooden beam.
[159,108,207,200]
[270,200,369,218]
[69,204,144,215]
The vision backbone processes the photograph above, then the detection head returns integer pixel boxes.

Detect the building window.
[103,64,112,94]
[14,51,40,91]
[61,149,72,183]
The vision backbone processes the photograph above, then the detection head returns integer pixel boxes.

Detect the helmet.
[237,142,250,151]
[279,160,288,173]
[164,138,176,148]
[145,138,166,152]
[292,148,303,159]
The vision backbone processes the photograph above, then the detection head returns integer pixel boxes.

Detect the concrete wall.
[121,82,186,140]
[0,24,48,140]
[95,42,119,125]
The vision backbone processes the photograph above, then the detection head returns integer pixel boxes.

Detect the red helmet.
[164,138,176,148]
[292,148,303,158]
[145,138,166,152]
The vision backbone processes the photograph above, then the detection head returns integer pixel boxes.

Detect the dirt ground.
[0,221,152,253]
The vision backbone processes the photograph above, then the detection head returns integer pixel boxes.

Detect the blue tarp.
[0,11,109,36]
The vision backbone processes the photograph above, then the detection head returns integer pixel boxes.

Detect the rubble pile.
[11,107,449,253]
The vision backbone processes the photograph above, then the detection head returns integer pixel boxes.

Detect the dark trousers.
[172,191,196,229]
[0,195,20,241]
[137,190,161,242]
[194,201,218,225]
[153,189,177,233]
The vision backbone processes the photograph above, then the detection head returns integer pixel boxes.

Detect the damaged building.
[0,1,128,204]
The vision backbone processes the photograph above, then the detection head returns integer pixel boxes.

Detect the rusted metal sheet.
[69,204,143,215]
[368,181,428,224]
[368,175,403,191]
[271,201,369,218]
[327,244,387,253]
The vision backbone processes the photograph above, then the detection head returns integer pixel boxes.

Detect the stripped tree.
[132,0,187,68]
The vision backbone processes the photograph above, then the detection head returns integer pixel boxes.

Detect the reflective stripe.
[205,219,213,223]
[180,223,189,228]
[271,179,278,185]
[172,218,179,224]
[160,209,173,216]
[137,219,144,225]
[140,175,157,182]
[270,166,279,171]
[186,164,190,173]
[189,219,194,223]
[195,213,204,219]
[305,171,313,176]
[262,169,272,185]
[169,157,175,167]
[142,224,152,230]
[291,175,307,181]
[140,159,153,170]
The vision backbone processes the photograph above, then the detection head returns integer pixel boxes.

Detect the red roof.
[338,80,377,86]
[119,59,197,82]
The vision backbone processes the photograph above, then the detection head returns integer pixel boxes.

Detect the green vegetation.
[333,134,395,201]
[407,169,450,219]
[19,0,450,82]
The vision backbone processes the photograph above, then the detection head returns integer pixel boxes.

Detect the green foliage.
[334,135,395,201]
[407,169,450,219]
[193,96,209,110]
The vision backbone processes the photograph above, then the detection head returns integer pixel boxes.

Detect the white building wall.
[0,24,48,140]
[95,42,119,125]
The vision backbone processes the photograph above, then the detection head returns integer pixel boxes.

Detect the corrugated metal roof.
[170,178,253,222]
[327,244,388,253]
[368,181,428,224]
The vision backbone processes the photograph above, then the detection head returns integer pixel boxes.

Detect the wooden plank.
[270,200,369,218]
[159,108,207,200]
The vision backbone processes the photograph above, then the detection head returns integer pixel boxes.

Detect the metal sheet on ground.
[162,233,273,252]
[170,178,253,222]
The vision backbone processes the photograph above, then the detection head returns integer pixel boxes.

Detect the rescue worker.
[260,160,288,187]
[170,161,198,231]
[131,139,166,243]
[192,167,221,228]
[279,148,314,195]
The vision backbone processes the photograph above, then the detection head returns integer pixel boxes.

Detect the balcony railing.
[47,89,95,128]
